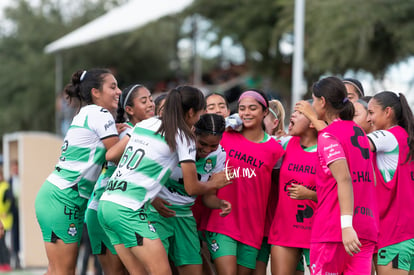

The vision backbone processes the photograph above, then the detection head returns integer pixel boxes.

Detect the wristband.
[340,215,353,229]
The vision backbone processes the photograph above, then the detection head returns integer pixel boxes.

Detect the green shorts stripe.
[296,248,310,272]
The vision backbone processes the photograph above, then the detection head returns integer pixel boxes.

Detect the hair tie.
[80,70,87,82]
[123,84,141,109]
[342,97,349,104]
[268,108,278,120]
[238,91,268,108]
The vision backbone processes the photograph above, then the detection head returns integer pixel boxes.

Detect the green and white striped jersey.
[156,145,226,211]
[88,123,133,211]
[100,117,196,211]
[47,105,118,199]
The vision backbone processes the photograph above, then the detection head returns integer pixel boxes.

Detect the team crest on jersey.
[210,240,219,252]
[67,223,77,236]
[204,159,213,173]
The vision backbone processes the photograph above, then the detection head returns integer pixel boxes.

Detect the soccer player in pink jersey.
[269,101,318,275]
[254,99,286,275]
[366,91,414,275]
[205,89,284,275]
[305,76,378,275]
[353,97,373,134]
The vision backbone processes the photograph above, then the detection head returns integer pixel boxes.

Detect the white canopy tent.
[45,0,193,53]
[44,0,193,134]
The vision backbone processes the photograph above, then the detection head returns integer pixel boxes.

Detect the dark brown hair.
[64,68,112,111]
[312,76,354,120]
[156,85,205,151]
[373,91,414,163]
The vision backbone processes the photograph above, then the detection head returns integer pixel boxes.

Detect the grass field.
[3,268,45,275]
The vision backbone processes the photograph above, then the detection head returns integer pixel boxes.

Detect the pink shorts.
[310,239,375,275]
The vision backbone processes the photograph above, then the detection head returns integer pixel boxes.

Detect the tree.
[285,0,414,80]
[185,0,296,106]
[187,0,414,99]
[0,0,124,140]
[0,0,182,141]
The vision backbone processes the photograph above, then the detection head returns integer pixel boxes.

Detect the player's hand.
[219,200,232,217]
[295,100,315,119]
[151,197,176,218]
[342,227,361,256]
[116,123,131,134]
[288,183,309,200]
[210,171,232,189]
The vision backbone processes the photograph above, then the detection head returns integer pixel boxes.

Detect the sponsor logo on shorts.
[210,240,219,252]
[310,264,316,274]
[148,223,156,233]
[379,249,387,259]
[67,223,77,237]
[310,263,339,275]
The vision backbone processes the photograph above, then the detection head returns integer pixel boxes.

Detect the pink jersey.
[192,195,211,231]
[263,180,278,237]
[268,136,317,248]
[372,126,414,249]
[312,120,378,243]
[206,131,284,249]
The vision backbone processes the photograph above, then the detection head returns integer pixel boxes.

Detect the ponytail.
[63,68,111,112]
[156,85,205,151]
[115,103,126,123]
[373,91,414,163]
[398,93,414,162]
[339,99,355,121]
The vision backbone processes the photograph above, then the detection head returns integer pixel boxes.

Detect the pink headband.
[238,91,268,107]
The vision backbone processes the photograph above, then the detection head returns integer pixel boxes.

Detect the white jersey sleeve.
[175,130,197,163]
[119,124,133,139]
[368,129,399,182]
[368,130,398,153]
[85,105,118,139]
[276,135,292,150]
[273,135,291,169]
[212,145,226,173]
[47,105,118,199]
